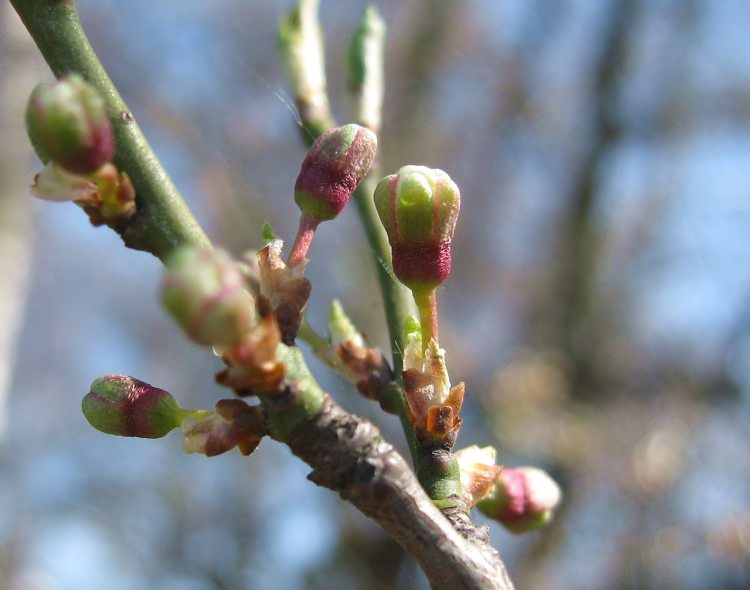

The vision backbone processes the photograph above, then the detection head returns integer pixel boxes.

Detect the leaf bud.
[277,0,334,137]
[181,399,264,457]
[478,466,562,534]
[374,165,460,291]
[82,375,181,438]
[294,123,377,222]
[347,6,386,133]
[25,74,114,175]
[162,247,256,347]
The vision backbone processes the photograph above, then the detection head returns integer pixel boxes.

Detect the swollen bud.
[294,124,377,222]
[478,466,562,534]
[374,165,460,291]
[25,74,114,175]
[162,247,256,347]
[82,375,181,438]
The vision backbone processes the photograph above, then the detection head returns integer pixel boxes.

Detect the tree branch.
[9,0,211,261]
[267,393,514,590]
[12,2,515,587]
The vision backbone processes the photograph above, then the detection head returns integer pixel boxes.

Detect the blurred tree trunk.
[0,2,37,438]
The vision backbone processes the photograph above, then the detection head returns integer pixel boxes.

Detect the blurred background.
[2,0,750,588]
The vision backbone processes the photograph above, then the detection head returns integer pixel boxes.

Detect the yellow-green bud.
[25,74,114,175]
[82,375,181,438]
[162,247,256,347]
[374,165,460,291]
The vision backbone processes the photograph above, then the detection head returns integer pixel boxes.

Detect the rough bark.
[276,395,515,590]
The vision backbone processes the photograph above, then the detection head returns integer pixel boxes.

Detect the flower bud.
[25,74,114,175]
[478,466,562,534]
[294,124,377,221]
[374,165,460,291]
[162,247,256,347]
[82,375,181,438]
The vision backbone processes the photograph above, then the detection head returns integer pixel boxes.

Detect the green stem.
[416,448,466,511]
[10,0,211,261]
[352,174,413,374]
[262,344,326,441]
[352,173,418,460]
[296,316,330,354]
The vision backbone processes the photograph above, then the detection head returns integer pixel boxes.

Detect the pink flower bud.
[478,466,562,534]
[374,165,460,291]
[294,124,377,221]
[82,375,181,438]
[25,74,114,175]
[162,247,256,347]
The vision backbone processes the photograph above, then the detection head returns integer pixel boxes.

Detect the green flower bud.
[294,124,377,222]
[82,375,181,438]
[25,74,114,175]
[478,466,562,534]
[374,165,460,291]
[162,247,256,347]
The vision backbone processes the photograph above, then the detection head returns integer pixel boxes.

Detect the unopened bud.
[374,165,460,291]
[294,124,377,222]
[82,375,181,438]
[162,247,256,347]
[25,74,114,175]
[478,466,562,534]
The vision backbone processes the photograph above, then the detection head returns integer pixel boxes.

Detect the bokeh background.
[2,0,750,588]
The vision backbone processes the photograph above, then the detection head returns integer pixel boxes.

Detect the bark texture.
[277,395,515,590]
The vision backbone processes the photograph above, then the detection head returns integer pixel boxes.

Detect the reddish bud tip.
[82,375,181,438]
[294,124,377,221]
[478,466,562,534]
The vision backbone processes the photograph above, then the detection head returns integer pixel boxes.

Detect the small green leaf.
[262,221,277,242]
